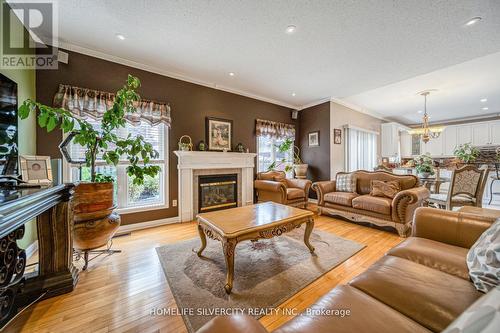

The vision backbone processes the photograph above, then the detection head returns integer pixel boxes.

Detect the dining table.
[418,176,452,194]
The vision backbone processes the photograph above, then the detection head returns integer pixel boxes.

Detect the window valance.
[53,84,171,127]
[255,119,295,140]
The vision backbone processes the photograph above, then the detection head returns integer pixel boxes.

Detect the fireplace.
[198,174,238,213]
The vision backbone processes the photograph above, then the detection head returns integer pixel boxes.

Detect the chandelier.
[408,90,444,143]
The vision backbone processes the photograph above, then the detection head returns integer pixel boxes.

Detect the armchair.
[254,170,311,208]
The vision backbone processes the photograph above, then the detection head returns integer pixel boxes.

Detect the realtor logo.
[1,0,58,69]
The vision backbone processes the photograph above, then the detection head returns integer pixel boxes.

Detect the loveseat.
[196,207,498,333]
[313,170,429,236]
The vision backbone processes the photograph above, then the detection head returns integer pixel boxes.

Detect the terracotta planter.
[293,164,309,178]
[72,182,120,253]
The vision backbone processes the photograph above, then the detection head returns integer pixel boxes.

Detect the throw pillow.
[370,180,401,199]
[442,286,500,333]
[336,173,356,193]
[467,218,500,293]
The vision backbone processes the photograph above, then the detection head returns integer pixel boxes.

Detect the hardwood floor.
[10,207,402,333]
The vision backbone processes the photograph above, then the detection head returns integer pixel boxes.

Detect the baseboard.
[25,240,39,259]
[117,216,181,234]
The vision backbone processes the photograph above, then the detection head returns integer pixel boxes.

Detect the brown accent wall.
[298,102,330,198]
[36,49,295,225]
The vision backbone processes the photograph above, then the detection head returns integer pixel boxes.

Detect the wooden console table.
[0,184,78,329]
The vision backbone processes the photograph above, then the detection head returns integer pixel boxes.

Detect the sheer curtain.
[345,127,378,171]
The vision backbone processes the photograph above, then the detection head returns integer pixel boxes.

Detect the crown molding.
[329,97,387,120]
[297,97,331,110]
[406,112,500,127]
[57,41,298,109]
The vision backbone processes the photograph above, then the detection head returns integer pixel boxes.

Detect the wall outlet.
[172,199,177,207]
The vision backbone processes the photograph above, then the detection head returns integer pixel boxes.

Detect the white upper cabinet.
[456,124,472,145]
[381,122,408,158]
[442,126,458,156]
[422,134,443,156]
[489,121,500,145]
[471,123,490,145]
[400,132,413,157]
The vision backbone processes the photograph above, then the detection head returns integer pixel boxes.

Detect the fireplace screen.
[198,174,237,212]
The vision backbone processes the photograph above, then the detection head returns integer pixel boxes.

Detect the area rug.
[155,226,364,332]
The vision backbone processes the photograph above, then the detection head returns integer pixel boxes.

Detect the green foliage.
[18,75,160,185]
[266,138,303,172]
[414,154,435,175]
[453,143,480,163]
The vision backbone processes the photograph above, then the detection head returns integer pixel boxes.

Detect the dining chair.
[427,165,488,210]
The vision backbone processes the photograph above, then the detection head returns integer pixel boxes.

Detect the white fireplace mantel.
[174,151,257,222]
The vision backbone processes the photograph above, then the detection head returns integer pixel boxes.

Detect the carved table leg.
[196,224,207,257]
[304,219,315,253]
[222,239,236,294]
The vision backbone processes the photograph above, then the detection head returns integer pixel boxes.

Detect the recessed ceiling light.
[285,25,297,34]
[465,17,482,26]
[417,110,423,114]
[482,107,489,111]
[115,33,125,40]
[228,72,235,76]
[480,98,488,103]
[291,92,296,97]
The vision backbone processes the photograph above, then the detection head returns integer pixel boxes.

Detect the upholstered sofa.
[312,170,429,236]
[196,207,498,333]
[254,171,312,208]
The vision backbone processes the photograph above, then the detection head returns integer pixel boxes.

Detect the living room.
[0,1,499,332]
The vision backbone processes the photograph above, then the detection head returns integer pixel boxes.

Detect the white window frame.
[256,136,294,177]
[62,124,169,214]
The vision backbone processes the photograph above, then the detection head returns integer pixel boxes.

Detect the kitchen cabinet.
[456,125,472,145]
[442,126,458,156]
[471,123,490,146]
[381,122,408,158]
[400,132,413,157]
[422,134,443,156]
[489,121,500,145]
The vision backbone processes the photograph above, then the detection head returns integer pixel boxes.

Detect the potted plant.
[453,143,480,165]
[414,154,435,178]
[19,75,160,265]
[267,138,308,178]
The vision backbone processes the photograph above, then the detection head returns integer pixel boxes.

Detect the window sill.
[116,203,170,215]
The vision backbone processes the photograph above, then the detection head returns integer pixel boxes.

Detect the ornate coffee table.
[195,202,315,294]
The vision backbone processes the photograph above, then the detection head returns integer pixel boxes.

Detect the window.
[345,127,377,172]
[64,119,168,213]
[257,136,293,177]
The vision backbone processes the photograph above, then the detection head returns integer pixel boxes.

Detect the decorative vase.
[72,182,120,270]
[418,172,431,178]
[293,164,308,179]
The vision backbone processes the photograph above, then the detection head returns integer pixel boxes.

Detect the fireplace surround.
[174,151,257,222]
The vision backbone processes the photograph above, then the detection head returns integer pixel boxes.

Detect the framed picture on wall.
[308,131,320,147]
[334,128,342,144]
[206,117,233,151]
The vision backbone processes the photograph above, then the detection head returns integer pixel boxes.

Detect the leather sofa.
[313,170,430,237]
[254,171,312,208]
[196,207,496,333]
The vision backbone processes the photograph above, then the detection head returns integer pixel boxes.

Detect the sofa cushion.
[336,173,357,192]
[354,170,418,194]
[349,256,483,332]
[370,180,401,199]
[442,286,500,333]
[352,195,392,215]
[274,285,430,333]
[287,188,305,200]
[387,237,470,280]
[467,218,500,293]
[324,192,359,207]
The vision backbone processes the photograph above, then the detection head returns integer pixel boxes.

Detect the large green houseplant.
[19,75,160,185]
[453,143,480,164]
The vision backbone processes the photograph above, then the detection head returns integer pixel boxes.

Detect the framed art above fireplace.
[206,117,233,151]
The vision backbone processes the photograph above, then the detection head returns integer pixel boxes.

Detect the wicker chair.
[427,165,488,210]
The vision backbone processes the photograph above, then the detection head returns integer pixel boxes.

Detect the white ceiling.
[18,0,500,122]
